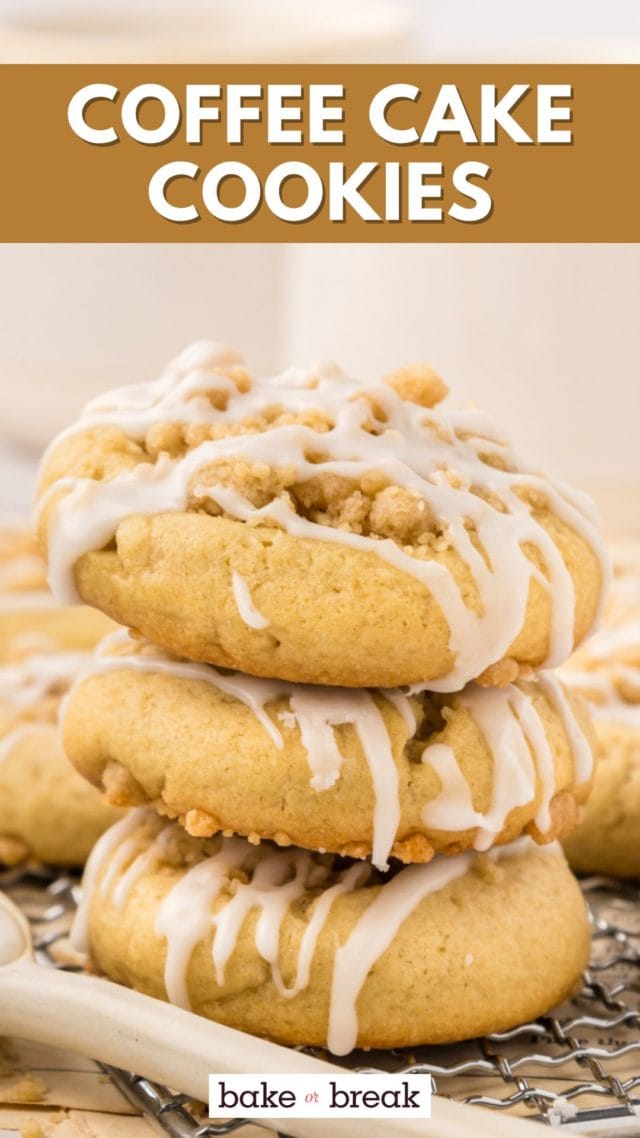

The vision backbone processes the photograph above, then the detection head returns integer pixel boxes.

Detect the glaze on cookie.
[0,647,122,865]
[63,632,595,869]
[73,809,590,1053]
[37,343,608,688]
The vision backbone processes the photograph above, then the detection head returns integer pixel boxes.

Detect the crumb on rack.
[0,1073,47,1104]
[20,1119,45,1138]
[19,1110,66,1138]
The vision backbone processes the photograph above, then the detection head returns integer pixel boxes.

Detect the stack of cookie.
[562,540,640,877]
[0,521,121,867]
[37,343,608,1053]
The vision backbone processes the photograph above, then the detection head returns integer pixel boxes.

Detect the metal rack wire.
[2,864,640,1136]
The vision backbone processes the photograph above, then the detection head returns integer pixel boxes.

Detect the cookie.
[73,809,589,1054]
[0,649,122,866]
[37,342,607,689]
[561,722,640,877]
[63,634,595,869]
[0,521,113,662]
[0,724,123,866]
[562,540,640,876]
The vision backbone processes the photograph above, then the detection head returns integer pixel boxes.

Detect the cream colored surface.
[0,1,409,62]
[285,245,640,492]
[0,246,283,450]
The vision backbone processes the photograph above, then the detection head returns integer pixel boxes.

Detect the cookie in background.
[0,519,114,662]
[0,521,122,865]
[562,540,640,877]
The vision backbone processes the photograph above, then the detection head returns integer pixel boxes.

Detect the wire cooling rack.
[1,864,640,1137]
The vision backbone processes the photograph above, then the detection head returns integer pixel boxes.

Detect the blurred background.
[1,0,639,62]
[0,0,638,531]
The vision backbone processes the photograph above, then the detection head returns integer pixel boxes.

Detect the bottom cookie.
[74,809,589,1054]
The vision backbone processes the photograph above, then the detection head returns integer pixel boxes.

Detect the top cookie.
[37,343,608,689]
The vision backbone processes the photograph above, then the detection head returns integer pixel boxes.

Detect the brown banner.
[1,64,638,241]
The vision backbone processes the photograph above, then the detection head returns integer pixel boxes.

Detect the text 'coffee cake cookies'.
[62,630,595,870]
[562,540,640,877]
[37,343,609,689]
[71,808,590,1054]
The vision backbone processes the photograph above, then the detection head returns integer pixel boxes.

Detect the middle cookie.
[63,634,595,871]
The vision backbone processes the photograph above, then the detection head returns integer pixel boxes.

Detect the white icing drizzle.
[422,688,542,845]
[155,836,253,1009]
[380,688,417,734]
[563,666,640,728]
[579,619,640,665]
[537,672,593,783]
[421,679,592,846]
[70,808,148,953]
[84,813,369,1015]
[285,688,400,870]
[159,844,368,1005]
[326,836,559,1055]
[70,634,592,868]
[111,826,175,911]
[501,686,557,835]
[73,634,408,870]
[327,854,472,1054]
[0,651,92,709]
[78,810,560,1055]
[231,571,270,630]
[39,341,609,689]
[211,848,316,994]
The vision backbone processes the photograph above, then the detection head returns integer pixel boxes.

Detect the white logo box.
[209,1072,432,1120]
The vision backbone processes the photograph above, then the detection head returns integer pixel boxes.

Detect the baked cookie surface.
[0,521,113,662]
[562,540,640,876]
[63,635,595,869]
[562,722,640,877]
[74,809,589,1054]
[0,648,122,866]
[38,343,607,689]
